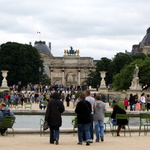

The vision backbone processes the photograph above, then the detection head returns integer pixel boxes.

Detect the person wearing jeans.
[75,93,92,146]
[77,123,91,144]
[94,120,104,142]
[50,126,59,144]
[45,92,65,145]
[85,90,95,141]
[140,93,146,111]
[94,95,106,142]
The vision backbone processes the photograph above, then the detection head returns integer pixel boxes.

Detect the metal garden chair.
[139,113,150,136]
[0,116,16,136]
[112,113,131,137]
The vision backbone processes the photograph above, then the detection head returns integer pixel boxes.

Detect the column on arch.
[78,68,81,86]
[61,68,65,85]
[50,68,53,85]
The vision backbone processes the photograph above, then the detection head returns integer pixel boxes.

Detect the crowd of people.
[9,84,83,93]
[1,88,150,145]
[124,92,150,111]
[0,90,77,109]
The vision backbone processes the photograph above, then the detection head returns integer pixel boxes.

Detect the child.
[124,97,129,110]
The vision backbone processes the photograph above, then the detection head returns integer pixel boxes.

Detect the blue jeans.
[78,123,91,143]
[50,126,59,143]
[94,120,104,142]
[133,104,136,111]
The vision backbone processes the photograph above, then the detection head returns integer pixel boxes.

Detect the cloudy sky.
[0,0,150,60]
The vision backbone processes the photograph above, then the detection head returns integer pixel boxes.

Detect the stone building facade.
[34,41,95,86]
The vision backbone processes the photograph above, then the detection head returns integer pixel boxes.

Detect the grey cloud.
[0,0,150,59]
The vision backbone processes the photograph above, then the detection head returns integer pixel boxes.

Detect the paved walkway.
[4,102,149,150]
[0,133,150,150]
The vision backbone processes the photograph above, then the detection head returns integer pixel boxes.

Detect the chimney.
[29,42,32,45]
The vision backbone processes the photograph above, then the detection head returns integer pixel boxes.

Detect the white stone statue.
[133,64,139,78]
[129,64,142,91]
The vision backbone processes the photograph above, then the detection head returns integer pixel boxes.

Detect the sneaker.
[55,138,59,145]
[86,141,90,146]
[77,142,82,145]
[89,139,93,143]
[101,137,104,142]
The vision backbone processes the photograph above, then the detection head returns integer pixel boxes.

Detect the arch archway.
[66,72,77,85]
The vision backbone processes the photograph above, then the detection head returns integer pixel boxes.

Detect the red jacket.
[124,99,129,106]
[4,94,10,99]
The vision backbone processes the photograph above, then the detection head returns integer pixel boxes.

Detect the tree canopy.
[86,52,150,90]
[112,52,133,74]
[0,42,44,86]
[112,57,150,91]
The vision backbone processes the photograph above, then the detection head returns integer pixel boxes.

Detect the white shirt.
[85,96,95,114]
[140,96,146,103]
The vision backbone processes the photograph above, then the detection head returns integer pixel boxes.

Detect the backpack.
[0,109,13,121]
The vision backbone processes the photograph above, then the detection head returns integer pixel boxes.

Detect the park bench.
[0,116,16,136]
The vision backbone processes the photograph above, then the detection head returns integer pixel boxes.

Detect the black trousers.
[147,103,150,111]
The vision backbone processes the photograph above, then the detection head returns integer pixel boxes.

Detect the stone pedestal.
[129,77,142,91]
[99,71,108,93]
[0,70,9,91]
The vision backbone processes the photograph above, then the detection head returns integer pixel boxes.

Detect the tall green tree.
[0,42,43,86]
[112,57,150,91]
[138,57,150,85]
[112,52,132,74]
[131,53,146,60]
[86,71,99,88]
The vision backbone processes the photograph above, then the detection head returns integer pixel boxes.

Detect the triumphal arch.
[34,41,96,86]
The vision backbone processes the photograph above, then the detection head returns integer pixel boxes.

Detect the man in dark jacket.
[75,93,92,146]
[45,92,65,145]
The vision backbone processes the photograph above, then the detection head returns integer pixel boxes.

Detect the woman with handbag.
[45,92,65,145]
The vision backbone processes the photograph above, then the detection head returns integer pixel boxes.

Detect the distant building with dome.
[126,27,150,55]
[34,41,96,86]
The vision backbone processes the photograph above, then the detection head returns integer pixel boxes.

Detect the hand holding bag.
[43,121,49,131]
